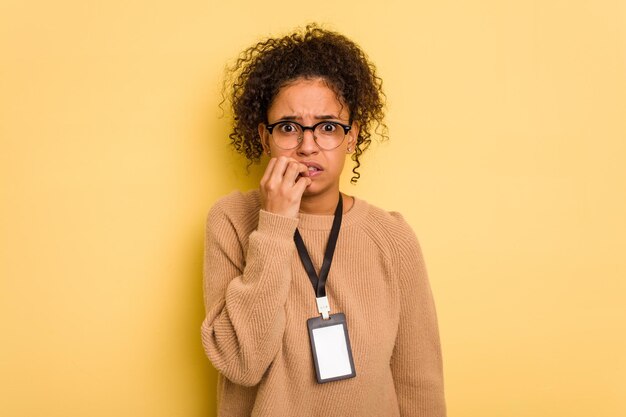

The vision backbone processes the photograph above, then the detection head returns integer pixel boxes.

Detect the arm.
[390,214,447,416]
[200,201,298,386]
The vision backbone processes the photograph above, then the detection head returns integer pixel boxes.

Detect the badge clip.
[316,296,330,320]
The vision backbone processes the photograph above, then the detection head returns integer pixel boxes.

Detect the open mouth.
[302,162,323,178]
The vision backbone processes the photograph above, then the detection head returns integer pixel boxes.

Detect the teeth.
[308,166,318,171]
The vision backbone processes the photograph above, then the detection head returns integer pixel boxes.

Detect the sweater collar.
[250,189,368,231]
[296,194,368,231]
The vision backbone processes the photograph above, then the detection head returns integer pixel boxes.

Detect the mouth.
[302,161,323,178]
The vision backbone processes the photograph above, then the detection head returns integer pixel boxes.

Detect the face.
[258,77,359,197]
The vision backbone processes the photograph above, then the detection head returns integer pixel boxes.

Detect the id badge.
[307,313,356,384]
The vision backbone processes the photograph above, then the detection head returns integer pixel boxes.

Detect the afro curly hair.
[221,23,388,184]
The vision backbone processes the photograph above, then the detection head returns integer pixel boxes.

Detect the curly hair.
[221,24,388,184]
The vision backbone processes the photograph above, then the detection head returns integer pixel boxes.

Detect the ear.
[258,123,271,155]
[346,121,360,153]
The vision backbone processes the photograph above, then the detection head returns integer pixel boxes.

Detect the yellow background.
[1,0,625,416]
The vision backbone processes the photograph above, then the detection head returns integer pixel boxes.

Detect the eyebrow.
[277,114,343,121]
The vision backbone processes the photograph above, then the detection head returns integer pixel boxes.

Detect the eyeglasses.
[265,120,352,150]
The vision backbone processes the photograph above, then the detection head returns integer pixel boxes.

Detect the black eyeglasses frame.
[265,120,352,136]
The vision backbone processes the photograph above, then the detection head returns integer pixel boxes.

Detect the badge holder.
[306,296,356,384]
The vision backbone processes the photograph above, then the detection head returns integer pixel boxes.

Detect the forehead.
[267,78,349,121]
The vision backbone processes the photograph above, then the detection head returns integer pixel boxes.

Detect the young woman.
[201,25,446,417]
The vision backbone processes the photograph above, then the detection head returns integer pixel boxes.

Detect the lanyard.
[294,193,343,319]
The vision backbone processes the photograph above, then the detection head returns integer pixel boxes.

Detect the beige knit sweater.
[201,189,446,416]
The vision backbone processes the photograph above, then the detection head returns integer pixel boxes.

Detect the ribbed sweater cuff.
[257,209,299,238]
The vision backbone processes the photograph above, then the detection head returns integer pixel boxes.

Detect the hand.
[259,156,312,218]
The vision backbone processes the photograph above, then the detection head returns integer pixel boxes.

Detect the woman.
[201,24,446,417]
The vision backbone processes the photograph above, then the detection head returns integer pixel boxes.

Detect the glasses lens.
[271,122,301,149]
[269,121,347,150]
[314,122,346,150]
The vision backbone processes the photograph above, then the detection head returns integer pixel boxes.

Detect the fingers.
[260,157,277,186]
[259,156,312,218]
[286,160,309,184]
[268,157,307,185]
[293,175,312,196]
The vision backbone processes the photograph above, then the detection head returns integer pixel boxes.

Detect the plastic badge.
[307,313,356,383]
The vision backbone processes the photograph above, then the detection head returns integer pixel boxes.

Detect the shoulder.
[206,189,261,236]
[358,201,429,287]
[360,200,417,240]
[356,199,422,259]
[209,188,260,213]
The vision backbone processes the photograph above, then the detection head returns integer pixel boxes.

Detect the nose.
[296,128,319,156]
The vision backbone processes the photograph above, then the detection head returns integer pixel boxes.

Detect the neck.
[299,188,342,215]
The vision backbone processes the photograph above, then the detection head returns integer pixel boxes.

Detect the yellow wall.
[2,1,625,416]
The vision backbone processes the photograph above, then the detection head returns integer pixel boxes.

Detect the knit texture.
[201,189,446,417]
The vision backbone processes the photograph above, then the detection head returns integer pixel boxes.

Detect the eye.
[278,122,298,134]
[319,122,337,133]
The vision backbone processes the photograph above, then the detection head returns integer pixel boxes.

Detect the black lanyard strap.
[294,193,343,298]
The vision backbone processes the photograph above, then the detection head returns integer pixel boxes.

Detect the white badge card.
[307,313,356,383]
